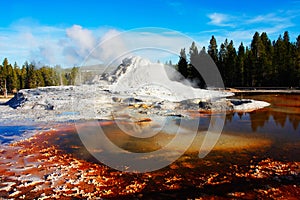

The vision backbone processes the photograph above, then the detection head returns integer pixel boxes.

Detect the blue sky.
[1,0,299,67]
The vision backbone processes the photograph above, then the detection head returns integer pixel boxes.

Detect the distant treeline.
[1,31,299,93]
[177,31,300,88]
[0,58,79,94]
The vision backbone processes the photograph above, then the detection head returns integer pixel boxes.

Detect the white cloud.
[246,13,294,27]
[203,11,298,46]
[0,20,67,66]
[247,13,283,24]
[207,13,234,27]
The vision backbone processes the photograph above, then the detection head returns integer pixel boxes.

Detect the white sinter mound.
[104,56,233,102]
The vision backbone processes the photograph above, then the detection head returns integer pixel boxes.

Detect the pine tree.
[6,63,15,92]
[70,67,79,85]
[225,40,237,87]
[39,66,57,86]
[272,31,296,86]
[19,64,27,89]
[244,47,253,86]
[218,42,227,82]
[251,32,264,86]
[189,41,199,79]
[175,31,299,87]
[2,58,10,94]
[178,48,188,78]
[13,62,21,91]
[0,60,4,95]
[237,42,245,86]
[283,31,292,86]
[208,35,218,64]
[284,31,297,86]
[35,70,45,87]
[296,35,300,85]
[260,32,273,85]
[273,35,284,86]
[1,59,6,94]
[25,62,37,89]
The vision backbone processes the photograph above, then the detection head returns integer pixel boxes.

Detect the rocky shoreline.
[0,84,270,125]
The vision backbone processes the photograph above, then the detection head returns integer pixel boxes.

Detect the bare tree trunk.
[4,79,7,98]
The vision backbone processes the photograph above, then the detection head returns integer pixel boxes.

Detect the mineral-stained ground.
[0,122,299,199]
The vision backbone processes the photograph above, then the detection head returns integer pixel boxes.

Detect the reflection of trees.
[247,110,299,132]
[272,111,287,128]
[289,115,300,131]
[249,110,271,132]
[237,95,300,132]
[271,111,299,131]
[237,112,244,119]
[226,113,234,123]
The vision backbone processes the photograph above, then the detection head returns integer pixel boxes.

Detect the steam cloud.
[22,24,128,67]
[63,25,126,66]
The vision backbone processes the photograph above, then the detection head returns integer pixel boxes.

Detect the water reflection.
[225,94,300,132]
[47,94,300,167]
